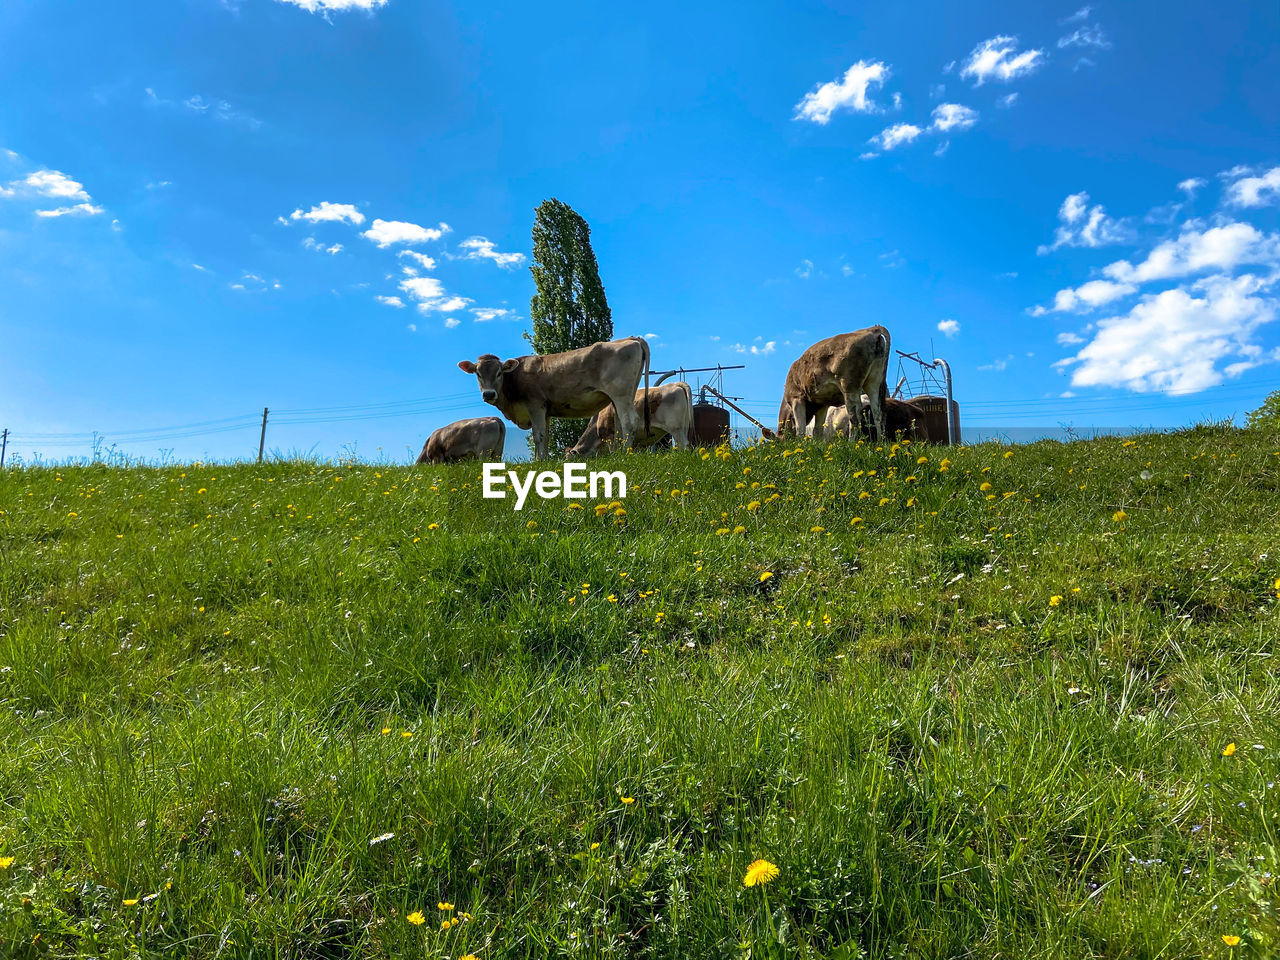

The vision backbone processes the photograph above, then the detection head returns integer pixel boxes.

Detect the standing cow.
[566,382,694,457]
[458,337,650,460]
[416,416,506,464]
[777,326,891,440]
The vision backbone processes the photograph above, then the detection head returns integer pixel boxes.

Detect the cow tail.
[640,337,651,438]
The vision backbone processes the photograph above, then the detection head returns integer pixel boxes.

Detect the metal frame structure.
[892,351,958,445]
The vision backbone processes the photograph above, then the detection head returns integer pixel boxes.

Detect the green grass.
[1,428,1278,959]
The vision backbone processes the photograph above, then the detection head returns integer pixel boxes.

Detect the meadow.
[0,427,1277,959]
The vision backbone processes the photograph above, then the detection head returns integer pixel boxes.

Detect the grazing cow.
[566,382,694,457]
[416,416,506,464]
[777,326,891,440]
[458,337,650,460]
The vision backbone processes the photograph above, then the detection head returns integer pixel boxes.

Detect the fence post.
[932,358,957,445]
[0,428,7,469]
[257,407,268,463]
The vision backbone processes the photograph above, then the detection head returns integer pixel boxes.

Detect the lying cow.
[566,382,694,457]
[458,337,650,461]
[777,326,891,441]
[817,397,924,440]
[416,416,506,464]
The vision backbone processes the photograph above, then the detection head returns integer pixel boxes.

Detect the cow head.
[458,354,519,404]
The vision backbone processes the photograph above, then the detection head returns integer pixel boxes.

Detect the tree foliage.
[1245,389,1280,429]
[526,198,613,452]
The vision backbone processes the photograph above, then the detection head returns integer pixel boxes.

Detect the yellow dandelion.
[850,517,863,525]
[743,859,779,887]
[123,899,139,907]
[746,500,761,511]
[1112,510,1127,522]
[1222,742,1237,756]
[607,594,618,603]
[406,910,425,925]
[590,842,600,850]
[380,726,391,735]
[732,525,746,534]
[759,571,773,582]
[621,796,636,805]
[1049,595,1063,606]
[401,731,413,739]
[428,523,440,530]
[1274,576,1280,596]
[1223,935,1241,946]
[979,482,993,492]
[0,856,14,869]
[438,901,454,911]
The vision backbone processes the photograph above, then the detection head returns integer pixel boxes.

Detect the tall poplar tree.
[526,198,614,451]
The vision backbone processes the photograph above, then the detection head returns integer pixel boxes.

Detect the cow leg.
[853,382,885,442]
[810,404,832,439]
[529,407,550,460]
[789,398,808,439]
[608,393,639,449]
[672,414,692,450]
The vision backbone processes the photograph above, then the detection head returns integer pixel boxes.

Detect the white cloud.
[459,236,526,268]
[730,340,777,356]
[407,323,417,332]
[960,36,1044,86]
[978,355,1013,371]
[326,243,343,255]
[1102,222,1280,285]
[17,169,90,200]
[274,0,388,12]
[934,141,950,157]
[471,307,513,322]
[997,92,1019,108]
[1039,279,1137,314]
[937,319,960,338]
[191,263,208,272]
[290,202,364,225]
[930,103,978,132]
[444,317,461,329]
[1061,5,1093,23]
[870,123,922,151]
[375,295,405,308]
[1056,273,1279,394]
[363,219,449,248]
[1177,177,1206,196]
[398,250,436,270]
[423,296,472,313]
[795,259,814,279]
[794,60,890,124]
[399,277,447,301]
[1056,331,1086,345]
[1039,191,1131,253]
[34,202,105,218]
[1057,24,1110,49]
[1223,165,1280,208]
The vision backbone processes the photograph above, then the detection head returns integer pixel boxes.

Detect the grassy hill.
[1,428,1277,958]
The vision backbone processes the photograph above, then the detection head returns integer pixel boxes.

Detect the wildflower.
[381,727,391,735]
[1274,576,1280,596]
[810,525,825,533]
[406,911,425,925]
[370,832,395,845]
[1003,451,1013,458]
[980,482,993,492]
[1112,510,1127,522]
[1049,595,1063,607]
[917,455,928,464]
[746,500,761,511]
[123,899,139,906]
[428,523,440,530]
[590,842,600,850]
[0,857,13,869]
[607,594,618,603]
[1223,935,1241,946]
[1223,743,1237,756]
[743,859,779,887]
[759,572,773,582]
[621,796,636,805]
[716,527,730,535]
[438,901,454,911]
[850,517,863,525]
[401,731,413,739]
[732,525,746,534]
[526,520,537,529]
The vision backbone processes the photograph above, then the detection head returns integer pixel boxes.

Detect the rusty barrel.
[691,403,731,446]
[908,395,961,444]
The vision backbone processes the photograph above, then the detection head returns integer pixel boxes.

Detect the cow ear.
[501,358,520,373]
[458,360,476,374]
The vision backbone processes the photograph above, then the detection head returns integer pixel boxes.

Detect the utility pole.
[0,428,7,469]
[257,407,268,463]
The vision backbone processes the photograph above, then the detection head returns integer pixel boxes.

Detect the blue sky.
[1,0,1277,462]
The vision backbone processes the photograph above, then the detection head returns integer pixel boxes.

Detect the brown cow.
[458,337,650,460]
[777,326,891,440]
[416,416,506,464]
[566,382,694,457]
